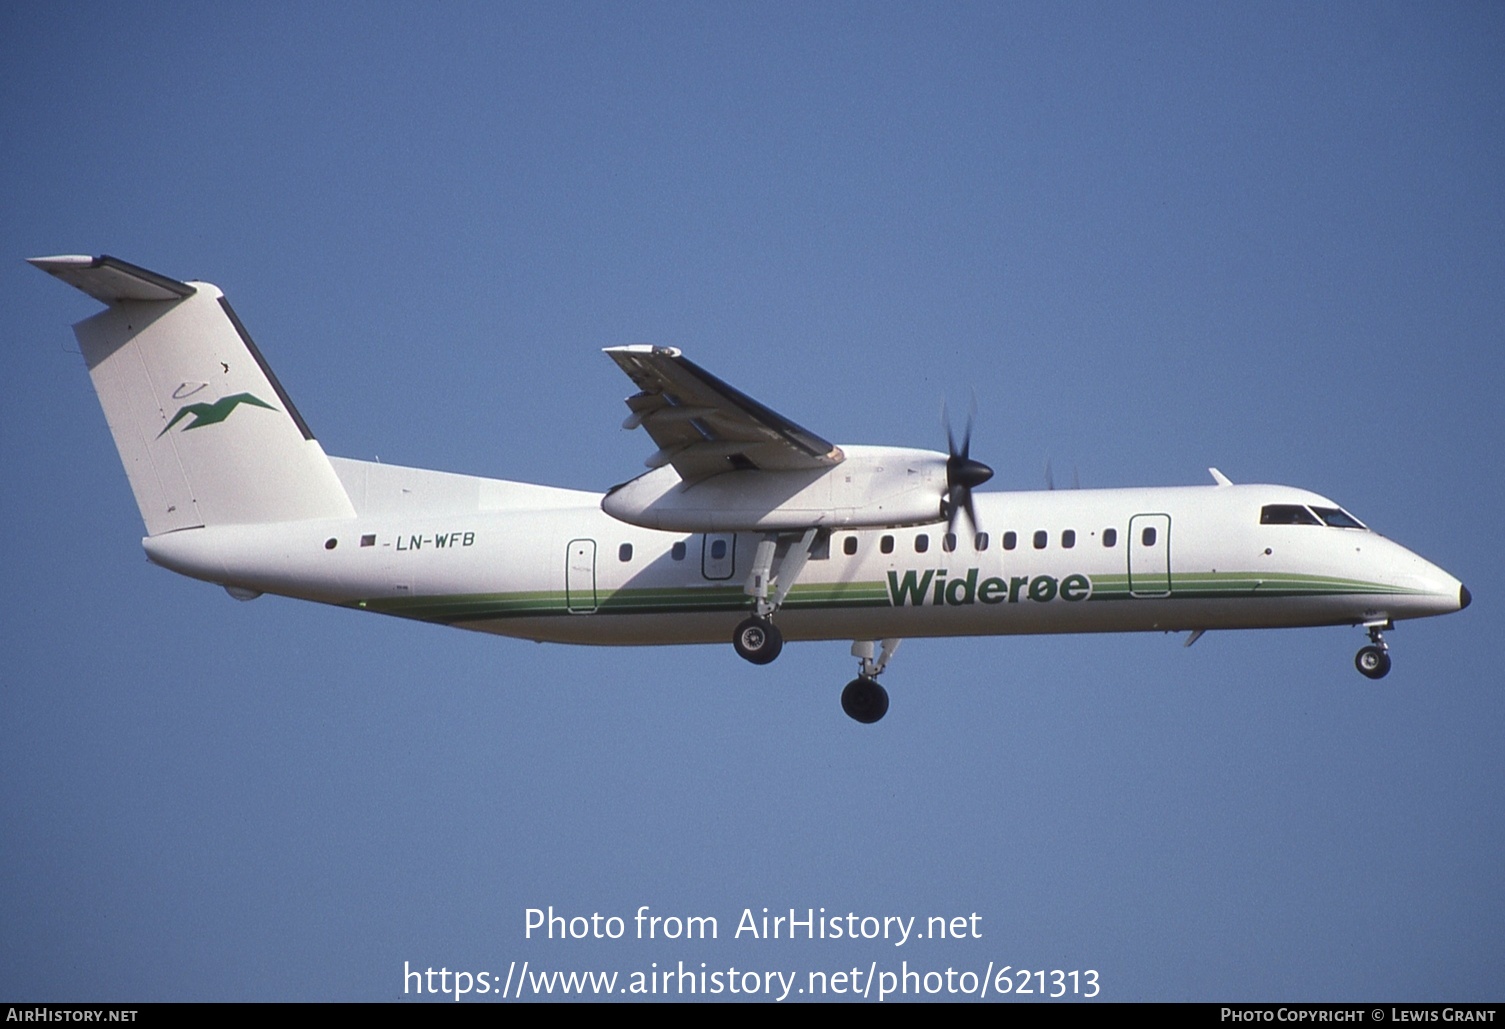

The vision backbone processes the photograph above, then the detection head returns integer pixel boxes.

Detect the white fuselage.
[141,457,1466,647]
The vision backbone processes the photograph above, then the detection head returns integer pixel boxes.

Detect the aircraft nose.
[1460,584,1472,610]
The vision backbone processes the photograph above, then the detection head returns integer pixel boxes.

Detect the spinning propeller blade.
[941,398,993,535]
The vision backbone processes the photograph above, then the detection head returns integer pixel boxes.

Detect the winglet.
[28,254,195,304]
[1209,467,1233,486]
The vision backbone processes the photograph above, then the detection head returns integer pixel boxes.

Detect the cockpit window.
[1260,504,1323,526]
[1312,506,1366,529]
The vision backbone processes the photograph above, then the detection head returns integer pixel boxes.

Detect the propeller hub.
[948,456,994,490]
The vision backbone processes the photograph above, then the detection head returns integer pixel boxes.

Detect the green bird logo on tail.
[158,392,277,437]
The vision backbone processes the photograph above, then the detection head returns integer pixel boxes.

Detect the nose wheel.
[1355,646,1391,678]
[1355,622,1392,680]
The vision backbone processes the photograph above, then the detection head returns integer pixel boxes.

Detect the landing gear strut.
[731,528,819,666]
[1355,622,1392,680]
[843,639,900,723]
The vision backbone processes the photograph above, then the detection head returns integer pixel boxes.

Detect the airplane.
[31,254,1471,723]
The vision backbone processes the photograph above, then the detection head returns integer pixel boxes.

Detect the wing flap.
[605,345,843,481]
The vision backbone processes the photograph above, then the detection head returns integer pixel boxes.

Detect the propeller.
[942,399,994,535]
[1044,458,1080,491]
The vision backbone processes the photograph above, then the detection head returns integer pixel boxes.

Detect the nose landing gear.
[1355,622,1392,680]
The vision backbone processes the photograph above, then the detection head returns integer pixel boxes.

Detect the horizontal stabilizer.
[28,254,196,304]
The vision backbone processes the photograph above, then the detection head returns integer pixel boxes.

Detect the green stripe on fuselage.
[349,569,1420,623]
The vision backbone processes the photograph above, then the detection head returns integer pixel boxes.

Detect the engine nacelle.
[601,445,949,532]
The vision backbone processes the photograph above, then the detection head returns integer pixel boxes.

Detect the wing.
[605,345,843,482]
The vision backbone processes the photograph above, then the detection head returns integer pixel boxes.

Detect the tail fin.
[31,255,355,535]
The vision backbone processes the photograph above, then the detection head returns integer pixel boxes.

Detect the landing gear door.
[701,533,736,581]
[566,538,598,613]
[1128,514,1171,597]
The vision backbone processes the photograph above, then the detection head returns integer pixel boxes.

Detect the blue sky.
[3,1,1502,1002]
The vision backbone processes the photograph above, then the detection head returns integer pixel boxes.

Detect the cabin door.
[701,533,736,580]
[1127,514,1172,597]
[565,538,598,613]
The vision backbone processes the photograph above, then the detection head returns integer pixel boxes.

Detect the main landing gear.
[727,529,901,722]
[1355,621,1393,680]
[730,528,817,667]
[732,616,783,665]
[842,639,900,724]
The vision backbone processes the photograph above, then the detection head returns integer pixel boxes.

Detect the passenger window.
[915,534,930,554]
[974,532,989,552]
[880,535,894,555]
[1062,529,1076,549]
[1033,530,1047,550]
[843,536,858,556]
[1103,528,1117,547]
[710,539,727,560]
[619,543,633,562]
[1002,531,1017,551]
[809,533,830,560]
[671,541,687,561]
[1260,504,1322,526]
[942,533,957,553]
[1141,527,1156,547]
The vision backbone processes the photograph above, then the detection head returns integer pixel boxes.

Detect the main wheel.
[732,617,783,665]
[841,677,890,723]
[1355,645,1391,680]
